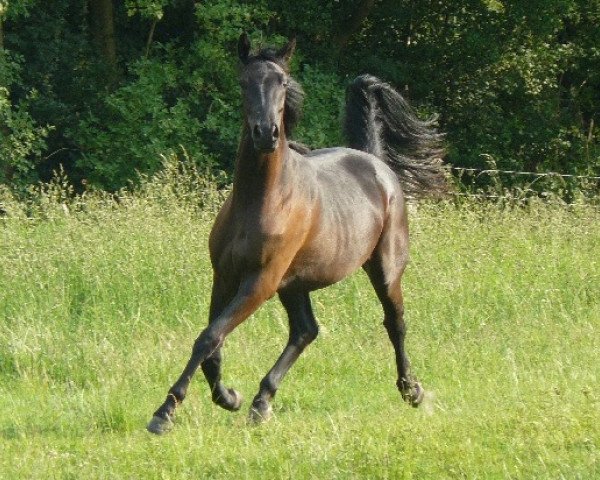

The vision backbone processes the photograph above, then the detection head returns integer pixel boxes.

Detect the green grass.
[1,179,599,478]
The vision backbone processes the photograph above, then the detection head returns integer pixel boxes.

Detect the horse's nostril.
[272,125,279,139]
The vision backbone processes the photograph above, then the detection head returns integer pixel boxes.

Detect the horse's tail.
[343,74,448,198]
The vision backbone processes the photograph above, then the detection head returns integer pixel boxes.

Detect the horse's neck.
[232,126,289,208]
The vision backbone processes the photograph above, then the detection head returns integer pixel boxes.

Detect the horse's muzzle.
[252,123,279,153]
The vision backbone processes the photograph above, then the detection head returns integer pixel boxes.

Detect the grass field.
[1,174,599,479]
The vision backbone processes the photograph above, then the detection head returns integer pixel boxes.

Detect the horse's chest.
[228,226,285,270]
[212,200,306,277]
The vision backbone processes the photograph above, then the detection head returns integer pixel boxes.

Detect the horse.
[147,33,447,434]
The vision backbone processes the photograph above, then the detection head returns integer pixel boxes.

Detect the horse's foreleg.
[249,290,318,423]
[200,348,243,412]
[147,272,275,434]
[200,279,243,412]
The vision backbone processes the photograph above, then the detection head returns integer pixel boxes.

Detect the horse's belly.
[281,211,383,291]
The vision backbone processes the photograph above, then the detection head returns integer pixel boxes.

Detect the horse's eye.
[282,79,290,88]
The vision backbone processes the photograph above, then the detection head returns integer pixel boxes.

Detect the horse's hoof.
[248,402,272,424]
[405,382,425,407]
[400,381,425,408]
[216,388,243,411]
[147,414,174,435]
[227,388,244,411]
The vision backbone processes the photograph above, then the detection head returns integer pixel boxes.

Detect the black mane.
[282,77,304,137]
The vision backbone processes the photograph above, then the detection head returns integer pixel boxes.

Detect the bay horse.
[147,34,446,434]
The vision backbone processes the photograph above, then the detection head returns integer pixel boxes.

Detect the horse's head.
[238,33,297,153]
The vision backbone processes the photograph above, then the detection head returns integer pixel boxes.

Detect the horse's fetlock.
[259,377,277,398]
[169,388,185,404]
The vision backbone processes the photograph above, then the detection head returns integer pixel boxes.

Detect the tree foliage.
[0,0,598,194]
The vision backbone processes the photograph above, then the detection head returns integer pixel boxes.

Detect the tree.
[0,0,598,194]
[88,0,118,84]
[0,0,50,186]
[333,0,376,50]
[0,11,4,51]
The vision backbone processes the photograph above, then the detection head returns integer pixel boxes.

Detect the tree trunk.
[88,0,118,85]
[334,0,376,50]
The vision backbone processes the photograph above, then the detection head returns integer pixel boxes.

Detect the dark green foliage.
[0,0,598,195]
[0,51,50,188]
[74,52,212,189]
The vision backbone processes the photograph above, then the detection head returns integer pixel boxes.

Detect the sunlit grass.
[0,171,598,478]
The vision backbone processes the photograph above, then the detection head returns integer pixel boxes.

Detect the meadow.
[1,168,599,479]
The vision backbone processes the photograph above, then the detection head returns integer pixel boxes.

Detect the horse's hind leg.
[249,290,318,422]
[364,259,424,406]
[363,221,424,407]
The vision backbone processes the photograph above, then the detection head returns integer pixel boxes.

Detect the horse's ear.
[278,37,296,64]
[238,33,251,64]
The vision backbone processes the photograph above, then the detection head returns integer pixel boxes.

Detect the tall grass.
[1,160,598,478]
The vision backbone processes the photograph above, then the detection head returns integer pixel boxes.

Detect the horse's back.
[280,147,408,291]
[302,147,404,208]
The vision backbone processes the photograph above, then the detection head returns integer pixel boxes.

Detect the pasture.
[0,174,598,479]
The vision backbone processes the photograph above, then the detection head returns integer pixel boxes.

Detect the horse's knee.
[193,328,222,357]
[383,313,406,336]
